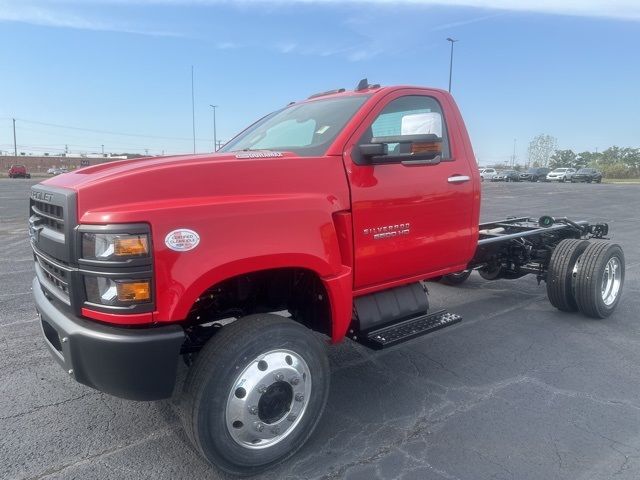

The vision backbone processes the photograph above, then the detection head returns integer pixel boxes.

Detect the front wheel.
[181,314,330,475]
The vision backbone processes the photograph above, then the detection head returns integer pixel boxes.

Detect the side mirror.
[359,143,387,157]
[357,134,442,165]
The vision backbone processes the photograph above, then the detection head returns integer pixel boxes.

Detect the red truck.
[9,164,31,178]
[30,81,625,475]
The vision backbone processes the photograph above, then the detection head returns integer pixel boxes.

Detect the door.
[343,90,477,290]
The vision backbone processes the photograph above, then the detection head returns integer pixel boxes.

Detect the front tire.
[181,314,330,475]
[574,242,625,318]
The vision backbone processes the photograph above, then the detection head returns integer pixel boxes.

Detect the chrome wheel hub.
[601,257,621,306]
[226,349,311,449]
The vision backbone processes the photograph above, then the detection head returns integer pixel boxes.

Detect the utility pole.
[12,118,17,156]
[101,144,104,155]
[446,38,458,93]
[209,105,218,152]
[511,139,517,167]
[191,65,196,154]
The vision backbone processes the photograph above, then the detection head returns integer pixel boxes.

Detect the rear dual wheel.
[547,239,624,318]
[574,241,624,318]
[181,314,330,475]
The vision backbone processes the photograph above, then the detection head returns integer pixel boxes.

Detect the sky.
[0,0,639,165]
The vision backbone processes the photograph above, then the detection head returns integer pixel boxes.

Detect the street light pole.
[191,65,196,154]
[446,37,458,93]
[209,104,218,152]
[12,118,17,156]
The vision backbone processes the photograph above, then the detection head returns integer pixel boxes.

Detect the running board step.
[361,310,462,350]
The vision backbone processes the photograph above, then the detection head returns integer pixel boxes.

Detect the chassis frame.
[468,216,609,282]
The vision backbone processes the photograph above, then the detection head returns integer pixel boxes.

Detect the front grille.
[35,254,69,296]
[30,185,75,305]
[31,200,64,232]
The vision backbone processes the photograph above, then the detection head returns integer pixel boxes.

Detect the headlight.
[84,277,152,306]
[82,233,149,260]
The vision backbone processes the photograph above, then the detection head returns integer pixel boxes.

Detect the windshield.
[220,95,370,157]
[553,168,567,172]
[578,168,594,173]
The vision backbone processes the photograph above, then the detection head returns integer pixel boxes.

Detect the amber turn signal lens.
[116,281,151,302]
[114,236,149,257]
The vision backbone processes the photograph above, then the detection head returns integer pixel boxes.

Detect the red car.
[8,164,30,178]
[30,81,625,475]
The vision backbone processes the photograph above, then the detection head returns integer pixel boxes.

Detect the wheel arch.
[173,255,353,342]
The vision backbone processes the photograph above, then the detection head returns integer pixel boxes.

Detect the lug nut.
[254,422,264,432]
[274,373,284,381]
[258,384,267,394]
[295,393,304,402]
[68,369,74,376]
[287,414,297,422]
[61,337,68,343]
[290,377,300,385]
[271,426,281,435]
[248,405,258,415]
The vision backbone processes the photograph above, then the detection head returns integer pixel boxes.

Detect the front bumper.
[33,278,185,400]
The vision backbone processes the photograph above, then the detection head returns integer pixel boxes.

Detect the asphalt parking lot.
[1,178,639,480]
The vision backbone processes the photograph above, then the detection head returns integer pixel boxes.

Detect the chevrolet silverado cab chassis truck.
[30,80,625,475]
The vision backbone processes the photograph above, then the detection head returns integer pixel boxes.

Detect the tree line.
[486,134,640,179]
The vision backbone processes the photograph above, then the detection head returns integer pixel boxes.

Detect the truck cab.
[30,81,623,476]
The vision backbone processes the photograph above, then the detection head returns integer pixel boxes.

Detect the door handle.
[448,175,471,184]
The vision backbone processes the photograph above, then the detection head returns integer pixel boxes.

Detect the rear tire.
[574,242,625,318]
[546,239,589,312]
[181,314,330,475]
[440,270,472,286]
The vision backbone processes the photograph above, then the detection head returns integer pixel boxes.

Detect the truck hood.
[42,152,291,189]
[40,151,350,224]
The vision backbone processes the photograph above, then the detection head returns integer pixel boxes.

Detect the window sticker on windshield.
[316,126,330,135]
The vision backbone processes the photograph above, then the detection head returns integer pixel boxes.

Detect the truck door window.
[364,96,451,159]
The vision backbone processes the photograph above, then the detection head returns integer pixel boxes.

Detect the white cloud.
[35,0,640,21]
[0,1,181,36]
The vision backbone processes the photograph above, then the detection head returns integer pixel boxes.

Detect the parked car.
[8,164,31,179]
[51,168,69,175]
[47,167,58,175]
[519,167,550,182]
[492,170,520,182]
[571,168,602,183]
[479,168,497,181]
[546,168,576,182]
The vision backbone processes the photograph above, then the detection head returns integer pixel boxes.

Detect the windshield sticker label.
[316,125,330,135]
[165,229,200,251]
